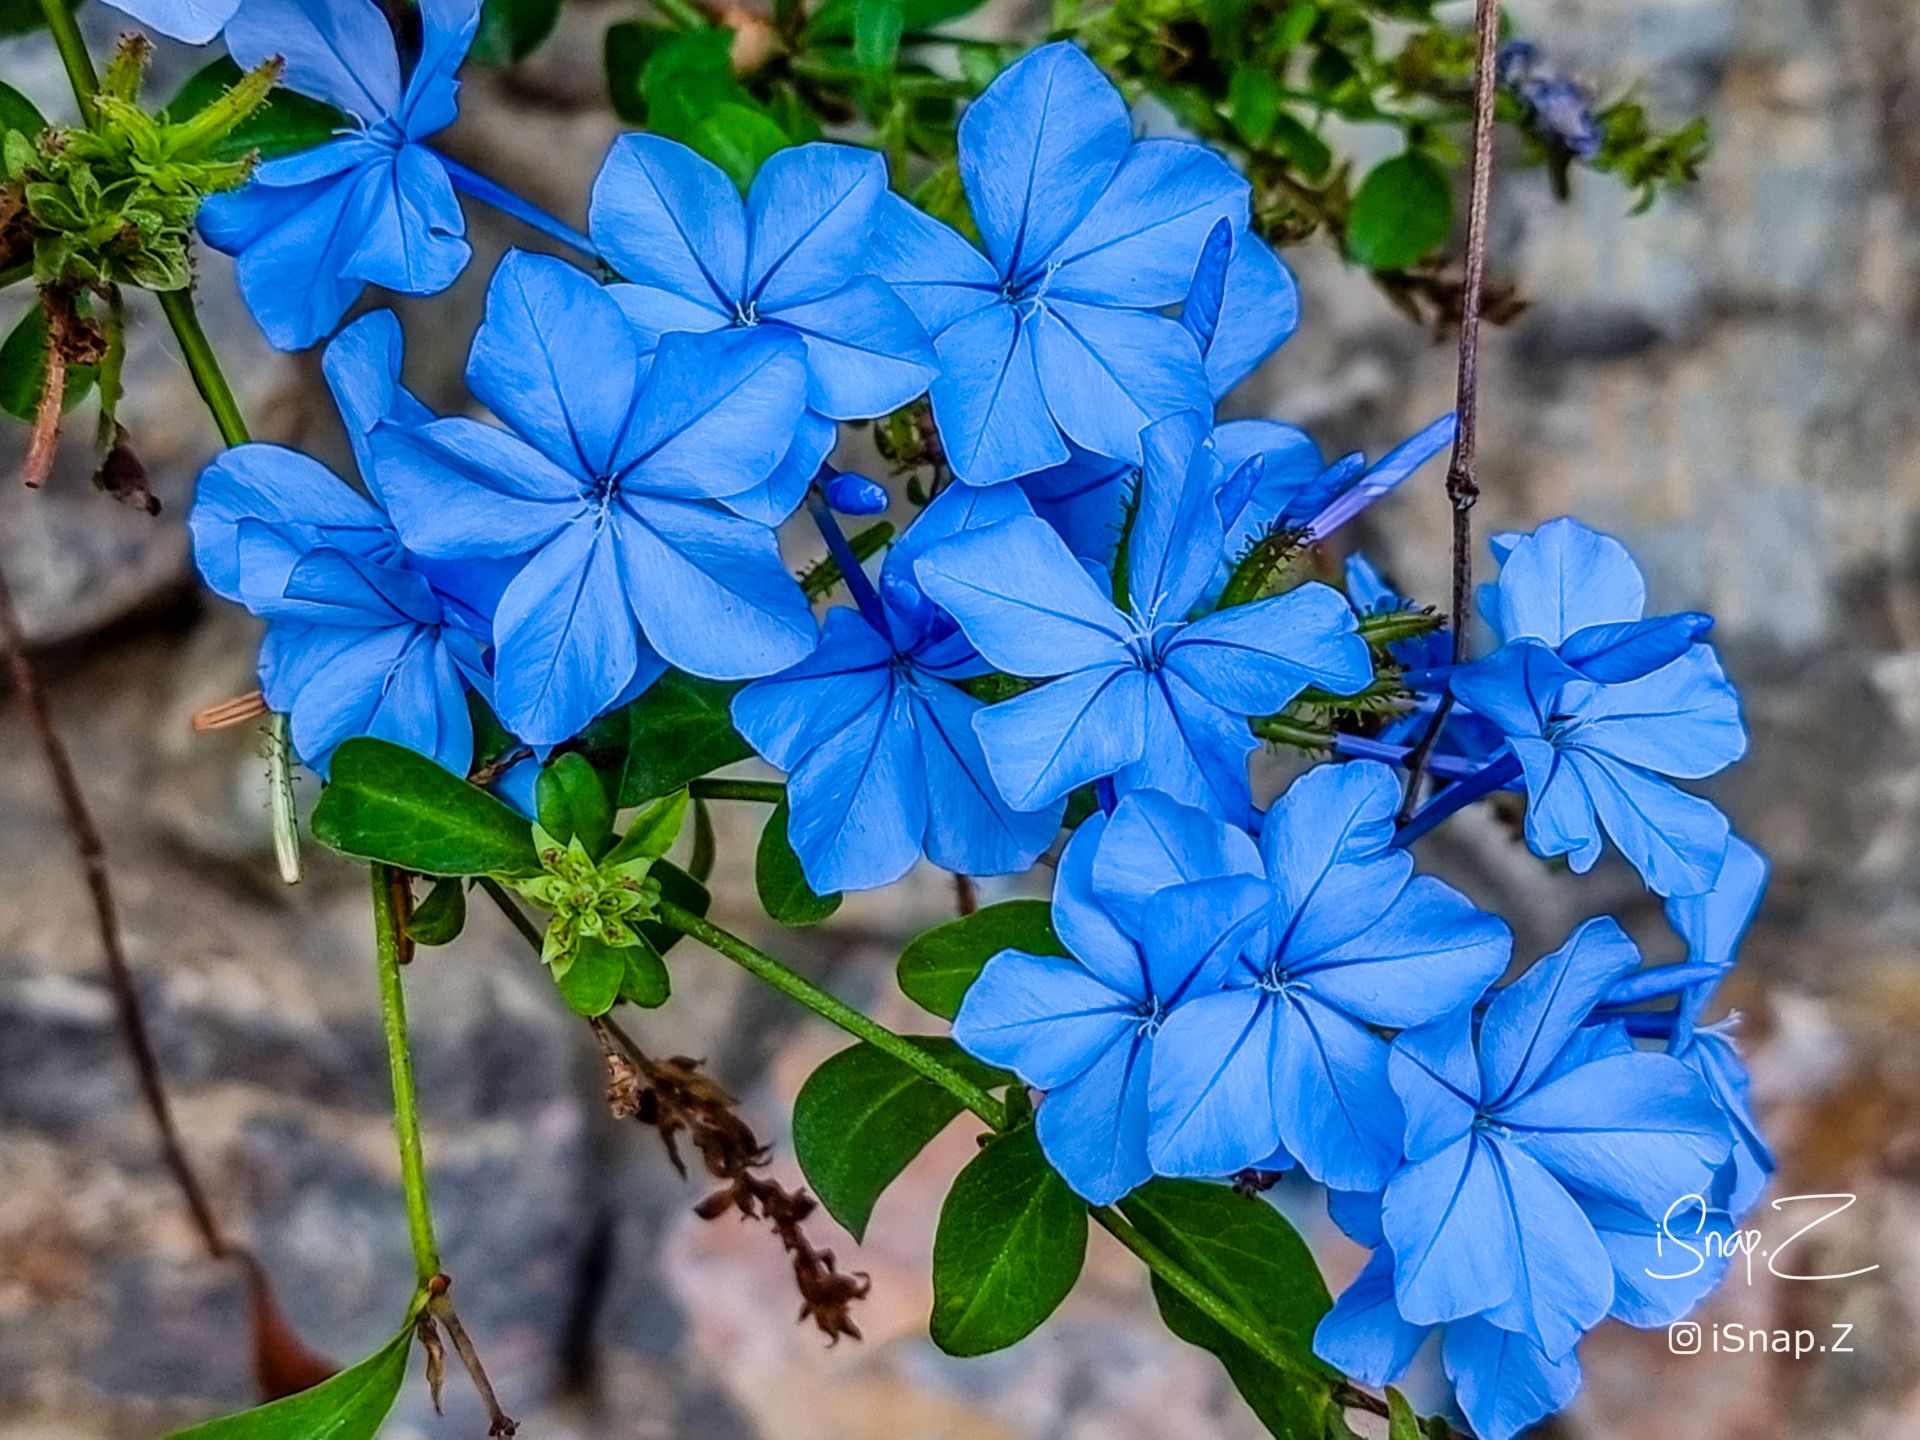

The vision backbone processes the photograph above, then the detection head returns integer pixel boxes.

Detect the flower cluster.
[178,21,1769,1439]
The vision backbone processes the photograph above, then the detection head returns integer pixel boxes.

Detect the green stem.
[0,259,32,291]
[687,777,784,804]
[36,0,98,123]
[156,290,250,447]
[372,864,442,1281]
[650,0,709,29]
[654,898,1008,1128]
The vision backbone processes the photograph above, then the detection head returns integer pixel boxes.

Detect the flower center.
[1123,616,1182,671]
[1002,261,1058,311]
[1136,997,1167,1037]
[733,299,761,327]
[1542,709,1580,745]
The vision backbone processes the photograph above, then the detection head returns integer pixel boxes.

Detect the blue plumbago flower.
[189,312,493,777]
[952,789,1264,1203]
[1378,917,1732,1362]
[732,486,1062,893]
[102,0,239,43]
[1666,834,1775,1215]
[589,138,936,473]
[369,250,818,747]
[1144,762,1511,1189]
[871,42,1289,484]
[200,0,481,351]
[918,411,1372,820]
[1479,518,1714,684]
[1498,42,1603,161]
[1448,639,1747,896]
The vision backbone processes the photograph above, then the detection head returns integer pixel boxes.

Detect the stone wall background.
[3,0,1919,1436]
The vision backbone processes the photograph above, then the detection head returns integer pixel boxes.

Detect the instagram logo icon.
[1668,1322,1703,1355]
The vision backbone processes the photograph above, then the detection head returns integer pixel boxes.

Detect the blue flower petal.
[1563,748,1732,896]
[1138,872,1269,1001]
[1478,1138,1613,1358]
[1313,1248,1429,1388]
[491,521,638,744]
[1567,647,1747,779]
[1036,1030,1154,1204]
[616,329,810,502]
[1441,1317,1582,1440]
[784,681,927,891]
[1050,814,1145,996]
[1489,517,1646,648]
[1382,1132,1520,1326]
[373,417,584,558]
[103,0,240,44]
[1585,1194,1733,1327]
[1299,875,1511,1030]
[204,163,382,351]
[1146,986,1284,1176]
[912,679,1064,877]
[929,305,1067,484]
[1479,917,1642,1106]
[974,664,1149,810]
[1092,786,1262,931]
[1166,581,1371,715]
[772,277,937,419]
[1204,234,1299,399]
[1033,300,1208,468]
[589,134,748,312]
[226,0,401,122]
[732,607,896,769]
[1275,992,1401,1190]
[1116,670,1259,819]
[397,0,481,137]
[191,446,391,604]
[868,192,1001,335]
[744,143,889,307]
[1127,410,1222,621]
[1050,139,1248,307]
[953,950,1139,1090]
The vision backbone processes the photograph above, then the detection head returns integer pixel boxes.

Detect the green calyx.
[3,39,279,291]
[510,825,661,975]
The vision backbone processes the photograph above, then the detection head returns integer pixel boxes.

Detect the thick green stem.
[687,777,784,804]
[654,898,1008,1128]
[37,0,98,122]
[156,290,251,448]
[372,865,442,1282]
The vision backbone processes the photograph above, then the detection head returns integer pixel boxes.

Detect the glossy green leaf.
[793,1038,1001,1240]
[164,59,347,163]
[898,900,1065,1020]
[604,788,689,868]
[162,1318,412,1440]
[636,858,707,956]
[1387,1388,1420,1440]
[0,78,46,138]
[470,0,564,65]
[1228,65,1279,146]
[405,878,468,946]
[536,753,615,858]
[311,739,541,878]
[852,0,905,77]
[1346,151,1453,271]
[1269,112,1332,180]
[642,28,751,138]
[620,935,671,1007]
[1120,1179,1337,1440]
[556,933,626,1016]
[756,801,840,926]
[0,302,96,422]
[603,19,676,125]
[689,101,791,190]
[617,671,752,806]
[930,1125,1087,1356]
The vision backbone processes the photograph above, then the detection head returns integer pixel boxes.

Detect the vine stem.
[688,776,785,804]
[1398,0,1502,824]
[371,865,442,1281]
[654,898,1008,1128]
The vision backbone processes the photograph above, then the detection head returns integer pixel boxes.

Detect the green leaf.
[756,801,840,926]
[405,878,468,946]
[852,0,905,77]
[311,738,542,878]
[1228,65,1279,146]
[898,900,1065,1020]
[930,1125,1087,1356]
[162,1319,412,1440]
[807,0,985,41]
[642,28,749,138]
[618,671,753,806]
[1269,112,1333,180]
[0,302,96,422]
[0,79,46,138]
[793,1038,999,1240]
[1345,151,1453,271]
[556,933,627,1016]
[164,59,347,163]
[1387,1388,1420,1440]
[1119,1179,1337,1440]
[536,753,615,858]
[637,858,707,956]
[689,102,791,190]
[620,935,671,1007]
[470,0,564,65]
[604,788,689,868]
[603,19,676,125]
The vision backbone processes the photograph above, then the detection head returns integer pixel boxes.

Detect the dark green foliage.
[1346,150,1453,270]
[756,801,841,926]
[161,1320,413,1440]
[471,0,566,65]
[311,739,542,878]
[0,299,96,420]
[405,878,469,946]
[897,899,1065,1020]
[615,671,753,806]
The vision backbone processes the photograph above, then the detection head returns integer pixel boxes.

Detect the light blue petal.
[615,495,818,680]
[887,477,1037,585]
[1565,748,1731,897]
[225,0,401,121]
[915,514,1131,675]
[772,277,938,419]
[1050,813,1145,996]
[1033,300,1209,468]
[1252,762,1412,957]
[867,191,1001,336]
[397,0,481,137]
[1442,1318,1582,1440]
[1512,736,1608,875]
[1479,917,1642,1106]
[953,949,1139,1090]
[973,664,1149,810]
[277,548,441,627]
[1682,1031,1774,1217]
[1166,581,1371,714]
[1388,1013,1481,1160]
[1146,986,1285,1176]
[213,165,382,351]
[1491,517,1645,648]
[372,416,584,558]
[1313,1249,1429,1388]
[1665,834,1767,1046]
[1275,993,1401,1190]
[731,607,895,769]
[726,409,837,527]
[469,251,639,478]
[1584,1194,1733,1327]
[958,41,1130,280]
[1036,1029,1154,1205]
[287,624,473,779]
[1126,409,1221,621]
[1212,418,1323,552]
[912,679,1064,878]
[491,521,639,744]
[1115,670,1259,820]
[784,680,927,892]
[617,328,810,501]
[1557,612,1713,683]
[1092,786,1262,931]
[104,0,240,43]
[1479,1137,1613,1358]
[343,145,469,296]
[588,133,747,310]
[1015,446,1132,564]
[1382,1133,1519,1326]
[929,304,1067,484]
[322,310,431,496]
[1566,646,1746,779]
[744,142,889,307]
[1139,873,1270,1003]
[1051,139,1248,307]
[1297,876,1511,1029]
[1204,234,1298,399]
[607,280,731,349]
[190,445,390,604]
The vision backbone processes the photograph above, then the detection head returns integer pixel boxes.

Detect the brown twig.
[590,1017,870,1341]
[423,1279,518,1437]
[0,556,229,1257]
[1398,0,1502,824]
[953,874,978,916]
